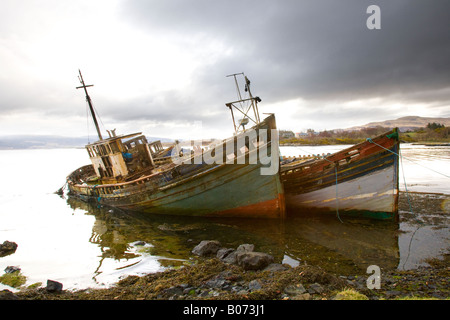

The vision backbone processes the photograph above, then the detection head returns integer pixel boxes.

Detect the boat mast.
[76,70,103,141]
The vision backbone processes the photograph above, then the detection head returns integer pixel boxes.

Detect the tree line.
[403,123,449,143]
[280,123,449,145]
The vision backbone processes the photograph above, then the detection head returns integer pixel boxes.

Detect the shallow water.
[0,145,448,290]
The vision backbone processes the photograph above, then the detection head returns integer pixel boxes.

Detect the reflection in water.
[66,197,402,280]
[212,215,400,275]
[397,192,450,270]
[66,188,449,285]
[65,197,193,285]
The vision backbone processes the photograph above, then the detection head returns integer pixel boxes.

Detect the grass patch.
[0,271,27,288]
[334,288,369,300]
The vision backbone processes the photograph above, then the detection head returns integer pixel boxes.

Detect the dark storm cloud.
[2,0,448,137]
[101,89,223,123]
[121,0,450,105]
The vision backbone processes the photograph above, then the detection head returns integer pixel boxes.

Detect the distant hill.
[0,135,174,149]
[347,116,450,132]
[0,135,87,149]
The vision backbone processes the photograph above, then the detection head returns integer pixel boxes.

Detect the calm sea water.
[0,144,448,291]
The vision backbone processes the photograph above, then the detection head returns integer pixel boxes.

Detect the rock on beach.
[191,240,221,257]
[0,241,18,257]
[192,240,274,271]
[46,280,63,293]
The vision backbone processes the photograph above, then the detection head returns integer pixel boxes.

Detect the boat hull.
[109,163,284,218]
[69,157,285,219]
[68,115,285,219]
[281,129,400,220]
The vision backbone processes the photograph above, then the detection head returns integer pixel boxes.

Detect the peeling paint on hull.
[281,129,400,220]
[68,114,286,219]
[285,166,398,220]
[112,163,285,218]
[70,162,285,219]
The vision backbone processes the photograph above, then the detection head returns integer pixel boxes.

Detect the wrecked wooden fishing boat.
[65,71,285,218]
[281,129,400,220]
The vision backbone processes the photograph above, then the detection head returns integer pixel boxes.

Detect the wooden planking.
[286,165,398,214]
[282,129,400,220]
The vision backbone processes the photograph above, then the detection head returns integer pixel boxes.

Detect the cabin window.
[109,142,120,153]
[99,145,108,156]
[101,156,113,176]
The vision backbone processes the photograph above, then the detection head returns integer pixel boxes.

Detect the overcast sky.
[1,0,449,140]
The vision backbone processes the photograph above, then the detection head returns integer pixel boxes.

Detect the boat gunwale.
[281,128,399,173]
[281,146,396,186]
[69,140,276,193]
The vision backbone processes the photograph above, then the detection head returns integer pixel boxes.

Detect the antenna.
[226,72,245,101]
[76,70,103,141]
[225,73,261,134]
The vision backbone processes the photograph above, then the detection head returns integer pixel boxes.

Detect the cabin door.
[101,156,114,177]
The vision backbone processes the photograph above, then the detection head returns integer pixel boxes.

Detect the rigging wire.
[86,99,91,144]
[366,138,450,179]
[91,100,106,135]
[85,95,106,140]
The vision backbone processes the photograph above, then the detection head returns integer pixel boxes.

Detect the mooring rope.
[286,134,450,224]
[333,166,343,223]
[399,148,417,221]
[366,138,450,179]
[365,137,450,270]
[366,138,415,218]
[285,136,447,268]
[365,136,440,260]
[366,137,450,219]
[321,155,344,223]
[284,147,343,223]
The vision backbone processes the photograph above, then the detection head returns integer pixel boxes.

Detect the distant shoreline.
[280,141,450,147]
[1,141,449,150]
